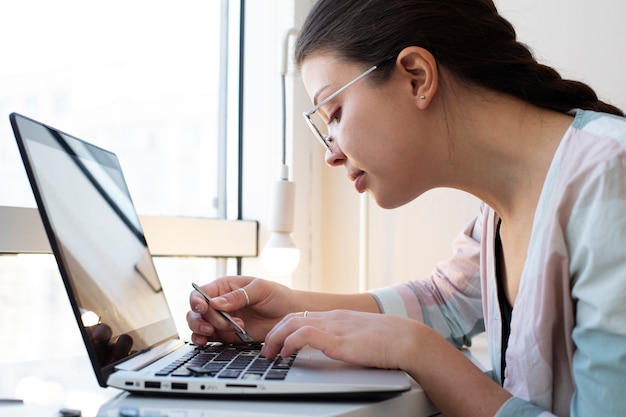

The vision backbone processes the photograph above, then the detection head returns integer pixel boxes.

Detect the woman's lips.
[349,171,366,193]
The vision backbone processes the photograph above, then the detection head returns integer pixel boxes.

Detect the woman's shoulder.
[570,109,626,141]
[534,109,626,234]
[553,109,626,183]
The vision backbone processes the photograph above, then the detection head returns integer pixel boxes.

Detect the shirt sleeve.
[565,165,626,416]
[369,209,485,348]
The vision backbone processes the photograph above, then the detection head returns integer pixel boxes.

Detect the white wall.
[496,0,626,109]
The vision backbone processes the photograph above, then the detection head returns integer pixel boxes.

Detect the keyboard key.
[218,369,242,379]
[265,370,288,380]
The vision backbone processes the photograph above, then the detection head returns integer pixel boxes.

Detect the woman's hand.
[261,309,422,371]
[187,276,296,345]
[260,309,512,417]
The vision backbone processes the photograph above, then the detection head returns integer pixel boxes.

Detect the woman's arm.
[187,275,380,345]
[406,324,512,417]
[292,288,381,313]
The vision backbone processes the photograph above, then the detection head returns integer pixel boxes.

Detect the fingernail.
[194,304,205,313]
[201,325,213,335]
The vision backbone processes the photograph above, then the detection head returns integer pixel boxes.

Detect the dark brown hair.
[295,0,624,116]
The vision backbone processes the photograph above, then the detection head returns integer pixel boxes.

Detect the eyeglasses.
[302,57,394,151]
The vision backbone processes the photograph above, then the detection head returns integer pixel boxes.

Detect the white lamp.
[261,165,300,275]
[261,29,301,276]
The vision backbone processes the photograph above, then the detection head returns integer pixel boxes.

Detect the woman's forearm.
[292,290,381,314]
[406,323,511,417]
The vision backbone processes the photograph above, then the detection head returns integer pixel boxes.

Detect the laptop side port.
[145,381,161,389]
[171,383,188,390]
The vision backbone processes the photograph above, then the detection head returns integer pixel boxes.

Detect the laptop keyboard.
[155,343,296,381]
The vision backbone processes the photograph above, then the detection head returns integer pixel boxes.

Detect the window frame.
[0,206,257,257]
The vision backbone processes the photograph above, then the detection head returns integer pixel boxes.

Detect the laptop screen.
[11,113,178,380]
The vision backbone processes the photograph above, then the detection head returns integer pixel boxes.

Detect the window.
[0,0,232,216]
[0,0,251,363]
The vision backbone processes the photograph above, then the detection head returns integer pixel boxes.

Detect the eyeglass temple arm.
[303,65,380,117]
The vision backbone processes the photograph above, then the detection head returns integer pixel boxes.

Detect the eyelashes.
[327,107,342,125]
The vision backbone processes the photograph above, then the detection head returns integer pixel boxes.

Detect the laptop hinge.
[115,339,185,371]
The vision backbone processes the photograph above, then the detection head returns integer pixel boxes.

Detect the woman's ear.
[396,46,438,109]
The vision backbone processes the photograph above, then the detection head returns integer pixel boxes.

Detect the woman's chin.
[370,189,424,210]
[371,194,409,210]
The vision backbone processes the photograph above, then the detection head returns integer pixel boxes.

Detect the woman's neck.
[442,89,573,224]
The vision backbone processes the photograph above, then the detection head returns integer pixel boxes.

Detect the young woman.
[187,1,626,415]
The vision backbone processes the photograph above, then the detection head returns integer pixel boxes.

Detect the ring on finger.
[239,288,250,306]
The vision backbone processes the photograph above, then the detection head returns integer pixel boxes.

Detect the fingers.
[189,277,255,313]
[262,311,331,358]
[189,282,252,335]
[187,309,247,345]
[189,282,251,329]
[186,310,214,335]
[187,276,285,345]
[187,310,213,345]
[210,286,251,311]
[260,310,386,367]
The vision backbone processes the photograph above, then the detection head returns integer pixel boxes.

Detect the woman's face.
[301,54,449,209]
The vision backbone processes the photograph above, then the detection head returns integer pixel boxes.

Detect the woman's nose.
[324,143,346,167]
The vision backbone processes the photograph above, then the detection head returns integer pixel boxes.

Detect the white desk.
[0,355,439,417]
[0,354,118,417]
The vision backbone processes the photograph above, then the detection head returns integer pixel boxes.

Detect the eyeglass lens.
[308,111,331,145]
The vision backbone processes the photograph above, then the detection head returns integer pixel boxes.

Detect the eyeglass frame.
[302,56,396,151]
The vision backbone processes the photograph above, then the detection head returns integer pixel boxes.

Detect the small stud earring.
[419,95,426,100]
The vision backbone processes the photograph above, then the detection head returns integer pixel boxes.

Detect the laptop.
[10,112,412,399]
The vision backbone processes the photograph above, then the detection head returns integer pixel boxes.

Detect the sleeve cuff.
[369,287,409,317]
[494,397,555,417]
